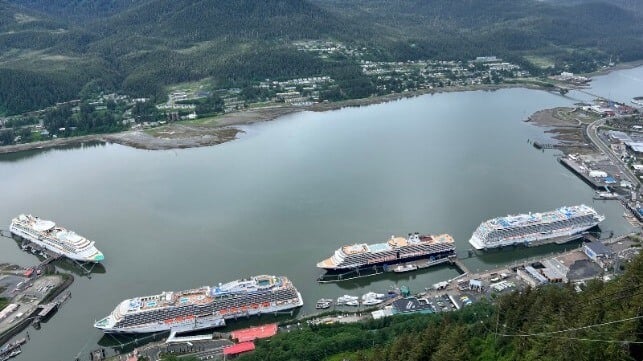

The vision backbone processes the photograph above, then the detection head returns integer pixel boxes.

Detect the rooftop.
[223,342,255,356]
[392,297,433,314]
[584,241,613,256]
[231,323,278,342]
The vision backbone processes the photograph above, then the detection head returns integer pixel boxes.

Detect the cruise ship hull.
[319,250,455,272]
[9,224,104,263]
[97,295,303,334]
[468,223,599,250]
[318,233,456,272]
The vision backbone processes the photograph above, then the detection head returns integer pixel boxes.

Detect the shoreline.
[1,61,641,155]
[0,83,552,155]
[581,59,643,77]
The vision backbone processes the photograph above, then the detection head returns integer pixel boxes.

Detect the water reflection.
[0,141,106,162]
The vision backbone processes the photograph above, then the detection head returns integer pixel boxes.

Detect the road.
[586,118,640,188]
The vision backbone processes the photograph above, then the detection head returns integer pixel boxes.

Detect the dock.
[317,266,386,283]
[36,303,58,318]
[448,256,470,274]
[317,254,462,283]
[558,157,605,190]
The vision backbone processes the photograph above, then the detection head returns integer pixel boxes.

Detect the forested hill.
[544,0,643,14]
[311,0,643,59]
[1,0,643,115]
[8,0,143,21]
[238,254,643,361]
[92,0,367,42]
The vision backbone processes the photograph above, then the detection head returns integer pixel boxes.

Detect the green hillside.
[8,0,142,20]
[1,0,643,115]
[312,0,643,61]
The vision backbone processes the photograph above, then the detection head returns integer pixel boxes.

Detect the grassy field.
[524,55,556,69]
[165,78,213,94]
[0,297,8,312]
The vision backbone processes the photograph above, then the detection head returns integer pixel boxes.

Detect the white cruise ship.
[317,233,455,271]
[469,205,604,250]
[10,214,104,263]
[94,275,303,334]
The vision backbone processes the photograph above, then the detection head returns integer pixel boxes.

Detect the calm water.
[1,66,642,361]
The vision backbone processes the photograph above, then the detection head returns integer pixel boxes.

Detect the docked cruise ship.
[317,233,456,271]
[94,275,303,334]
[10,214,104,263]
[468,205,604,250]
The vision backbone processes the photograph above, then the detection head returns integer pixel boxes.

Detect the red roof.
[231,323,278,342]
[223,342,255,356]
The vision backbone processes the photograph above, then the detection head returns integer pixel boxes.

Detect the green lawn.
[524,55,556,69]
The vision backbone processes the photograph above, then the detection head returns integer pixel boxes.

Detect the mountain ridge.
[1,0,642,114]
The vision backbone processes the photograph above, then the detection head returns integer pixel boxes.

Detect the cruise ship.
[10,214,104,263]
[468,205,604,250]
[94,275,303,334]
[317,233,456,271]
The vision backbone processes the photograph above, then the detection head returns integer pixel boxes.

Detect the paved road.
[586,118,640,188]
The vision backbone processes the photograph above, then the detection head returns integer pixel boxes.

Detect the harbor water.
[0,66,641,360]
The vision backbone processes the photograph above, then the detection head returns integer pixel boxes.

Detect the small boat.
[8,350,21,358]
[337,295,358,304]
[594,191,618,200]
[361,292,385,301]
[393,264,418,273]
[345,300,359,306]
[362,298,383,306]
[315,299,333,309]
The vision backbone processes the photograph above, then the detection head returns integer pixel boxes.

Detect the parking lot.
[0,275,64,336]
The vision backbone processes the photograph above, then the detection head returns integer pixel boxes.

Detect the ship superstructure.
[10,214,104,263]
[469,204,604,250]
[317,233,455,271]
[94,275,303,334]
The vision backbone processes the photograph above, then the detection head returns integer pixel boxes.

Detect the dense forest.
[236,254,642,361]
[1,0,642,115]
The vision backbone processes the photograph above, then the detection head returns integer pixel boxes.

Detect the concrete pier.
[558,157,606,189]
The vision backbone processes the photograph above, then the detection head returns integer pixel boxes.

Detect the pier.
[36,303,58,319]
[317,254,467,283]
[317,265,385,283]
[448,256,470,275]
[558,157,605,189]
